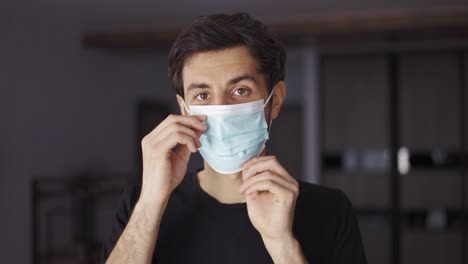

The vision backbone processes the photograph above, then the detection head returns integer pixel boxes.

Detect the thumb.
[173,144,192,164]
[173,123,203,163]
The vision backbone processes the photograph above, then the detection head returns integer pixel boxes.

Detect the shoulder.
[122,171,197,200]
[294,182,357,247]
[114,184,141,216]
[118,172,198,213]
[297,181,350,207]
[294,182,368,262]
[295,181,354,224]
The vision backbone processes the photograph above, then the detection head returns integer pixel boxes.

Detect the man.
[103,13,367,264]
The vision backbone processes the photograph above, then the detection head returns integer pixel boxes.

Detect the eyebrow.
[186,74,258,93]
[187,82,211,93]
[227,74,258,86]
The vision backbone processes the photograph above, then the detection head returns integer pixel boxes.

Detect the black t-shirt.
[102,171,367,263]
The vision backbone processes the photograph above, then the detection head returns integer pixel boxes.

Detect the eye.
[195,93,209,101]
[233,87,250,96]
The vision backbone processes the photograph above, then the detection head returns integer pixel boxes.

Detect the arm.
[106,198,168,263]
[262,235,308,264]
[104,114,207,263]
[240,156,307,264]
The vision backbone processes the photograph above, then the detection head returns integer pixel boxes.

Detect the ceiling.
[4,0,468,30]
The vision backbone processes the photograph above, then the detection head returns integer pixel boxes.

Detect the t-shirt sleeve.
[101,185,141,263]
[331,190,368,264]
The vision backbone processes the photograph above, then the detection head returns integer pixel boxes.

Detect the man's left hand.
[239,156,306,262]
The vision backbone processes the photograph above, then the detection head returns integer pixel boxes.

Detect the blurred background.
[2,0,468,263]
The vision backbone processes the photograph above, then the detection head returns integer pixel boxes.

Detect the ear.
[270,81,286,120]
[176,94,189,116]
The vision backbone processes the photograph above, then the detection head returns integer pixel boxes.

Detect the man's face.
[180,45,270,107]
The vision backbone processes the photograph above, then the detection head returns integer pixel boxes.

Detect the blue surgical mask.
[182,92,274,174]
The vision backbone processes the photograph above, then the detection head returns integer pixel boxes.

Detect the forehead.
[182,46,263,88]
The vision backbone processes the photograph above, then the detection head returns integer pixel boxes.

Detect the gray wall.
[0,13,174,264]
[2,1,467,263]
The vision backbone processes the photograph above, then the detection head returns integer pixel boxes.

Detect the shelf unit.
[320,49,467,264]
[32,173,128,264]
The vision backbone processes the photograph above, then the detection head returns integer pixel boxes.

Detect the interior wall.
[0,14,176,263]
[2,1,467,262]
[0,9,307,263]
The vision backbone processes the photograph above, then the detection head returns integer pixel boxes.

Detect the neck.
[197,162,246,204]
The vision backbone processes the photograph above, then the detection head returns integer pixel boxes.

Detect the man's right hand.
[106,114,206,264]
[139,114,207,204]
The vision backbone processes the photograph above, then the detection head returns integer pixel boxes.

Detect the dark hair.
[168,12,286,98]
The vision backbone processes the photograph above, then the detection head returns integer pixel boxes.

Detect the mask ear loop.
[263,86,277,134]
[181,100,192,115]
[263,86,276,108]
[268,118,273,135]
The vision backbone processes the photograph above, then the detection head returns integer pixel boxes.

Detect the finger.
[157,122,202,148]
[193,114,208,122]
[153,114,207,135]
[174,114,207,132]
[160,131,199,153]
[243,179,295,200]
[242,156,292,183]
[243,155,272,168]
[239,171,298,194]
[173,144,191,163]
[145,115,206,148]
